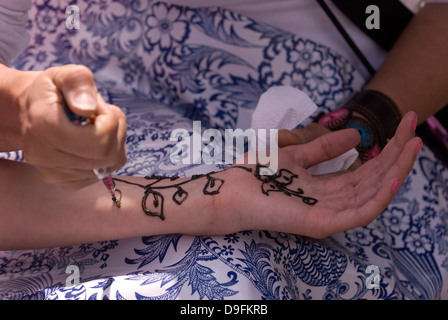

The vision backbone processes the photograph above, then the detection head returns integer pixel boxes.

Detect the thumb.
[49,64,98,117]
[277,129,301,147]
[278,123,332,148]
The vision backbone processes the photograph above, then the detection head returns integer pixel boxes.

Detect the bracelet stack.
[316,90,402,162]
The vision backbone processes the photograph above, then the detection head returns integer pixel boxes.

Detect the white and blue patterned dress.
[1,0,447,300]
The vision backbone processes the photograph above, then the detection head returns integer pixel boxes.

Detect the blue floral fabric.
[1,0,447,300]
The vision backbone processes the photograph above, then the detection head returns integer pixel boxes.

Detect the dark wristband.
[316,90,402,162]
[343,90,402,147]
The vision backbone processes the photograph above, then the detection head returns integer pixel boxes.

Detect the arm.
[279,4,448,149]
[364,3,448,124]
[0,112,421,250]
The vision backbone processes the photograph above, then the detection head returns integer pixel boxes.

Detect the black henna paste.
[113,164,317,220]
[253,164,318,205]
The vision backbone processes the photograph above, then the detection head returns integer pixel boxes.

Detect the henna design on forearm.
[113,164,317,220]
[112,170,240,220]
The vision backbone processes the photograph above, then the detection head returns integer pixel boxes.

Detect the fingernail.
[412,118,417,131]
[73,92,96,111]
[416,141,422,155]
[392,180,401,193]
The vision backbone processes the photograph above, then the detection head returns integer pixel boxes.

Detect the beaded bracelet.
[316,90,402,162]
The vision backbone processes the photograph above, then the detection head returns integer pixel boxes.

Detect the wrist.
[111,169,247,236]
[207,167,249,235]
[344,90,402,145]
[316,90,402,162]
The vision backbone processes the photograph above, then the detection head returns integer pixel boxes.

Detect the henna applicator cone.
[93,168,122,208]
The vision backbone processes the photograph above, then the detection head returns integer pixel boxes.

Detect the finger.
[304,114,420,236]
[54,98,123,164]
[96,94,128,170]
[278,123,330,147]
[292,128,360,169]
[96,94,128,163]
[370,111,417,171]
[37,166,97,185]
[314,111,418,182]
[278,129,301,147]
[332,137,422,232]
[348,158,362,171]
[356,136,420,209]
[342,111,417,191]
[59,177,104,191]
[24,144,119,171]
[49,64,98,117]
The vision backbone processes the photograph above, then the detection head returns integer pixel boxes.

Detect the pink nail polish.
[416,142,422,155]
[392,180,401,193]
[412,118,417,131]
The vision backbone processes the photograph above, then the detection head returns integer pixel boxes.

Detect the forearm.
[0,64,40,151]
[0,159,237,250]
[0,114,420,250]
[365,4,448,124]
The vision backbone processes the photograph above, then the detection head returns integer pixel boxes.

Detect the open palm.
[233,112,421,238]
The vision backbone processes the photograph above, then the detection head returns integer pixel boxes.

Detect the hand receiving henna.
[0,112,421,249]
[227,111,421,238]
[110,111,420,239]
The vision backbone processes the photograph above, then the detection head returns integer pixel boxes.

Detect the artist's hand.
[222,112,421,238]
[277,122,363,169]
[20,64,127,190]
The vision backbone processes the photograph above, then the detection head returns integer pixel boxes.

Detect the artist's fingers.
[96,94,128,169]
[24,141,121,171]
[38,167,95,182]
[55,106,118,159]
[60,178,102,191]
[290,128,360,169]
[52,95,127,169]
[34,155,125,191]
[36,166,98,190]
[49,64,98,117]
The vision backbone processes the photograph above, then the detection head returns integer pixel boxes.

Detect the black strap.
[316,0,376,76]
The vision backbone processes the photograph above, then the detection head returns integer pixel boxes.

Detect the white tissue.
[251,86,317,131]
[251,86,359,175]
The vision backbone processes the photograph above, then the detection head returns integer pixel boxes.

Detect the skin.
[0,3,443,249]
[278,4,448,148]
[0,112,421,250]
[0,64,127,190]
